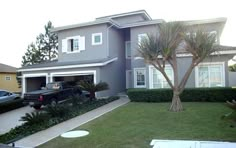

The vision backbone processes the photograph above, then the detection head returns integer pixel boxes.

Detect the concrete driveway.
[0,106,34,135]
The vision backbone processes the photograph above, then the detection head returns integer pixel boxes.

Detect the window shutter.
[62,39,67,53]
[79,36,85,51]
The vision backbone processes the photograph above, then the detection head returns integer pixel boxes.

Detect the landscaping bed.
[0,96,119,144]
[39,102,236,148]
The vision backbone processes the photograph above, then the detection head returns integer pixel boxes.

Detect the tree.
[229,64,236,72]
[22,21,58,66]
[138,22,216,112]
[36,21,58,61]
[79,81,109,101]
[22,43,44,66]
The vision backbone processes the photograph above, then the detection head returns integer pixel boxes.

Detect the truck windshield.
[46,83,61,90]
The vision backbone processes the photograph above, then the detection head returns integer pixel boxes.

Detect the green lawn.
[39,102,236,148]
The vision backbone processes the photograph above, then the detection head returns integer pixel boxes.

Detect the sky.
[0,0,235,68]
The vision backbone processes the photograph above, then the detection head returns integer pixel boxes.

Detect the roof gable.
[0,63,17,73]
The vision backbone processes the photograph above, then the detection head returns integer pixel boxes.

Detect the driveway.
[0,106,34,135]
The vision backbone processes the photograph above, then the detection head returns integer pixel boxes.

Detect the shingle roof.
[18,57,117,71]
[0,63,17,73]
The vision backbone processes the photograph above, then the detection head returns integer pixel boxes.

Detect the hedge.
[0,99,25,114]
[127,87,236,102]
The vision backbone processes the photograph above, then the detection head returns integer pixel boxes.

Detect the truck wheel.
[51,99,57,106]
[33,105,41,110]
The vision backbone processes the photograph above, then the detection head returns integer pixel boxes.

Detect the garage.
[50,70,96,85]
[26,77,46,92]
[53,75,94,84]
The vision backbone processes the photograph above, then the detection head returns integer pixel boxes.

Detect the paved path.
[150,139,236,148]
[14,97,130,148]
[0,106,34,135]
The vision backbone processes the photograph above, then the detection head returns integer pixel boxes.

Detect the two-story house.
[19,10,236,97]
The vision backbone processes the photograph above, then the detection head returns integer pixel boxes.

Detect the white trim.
[125,41,131,59]
[195,62,225,87]
[96,10,152,20]
[18,57,118,72]
[22,73,48,95]
[149,65,173,89]
[92,33,102,45]
[50,70,97,84]
[126,70,132,89]
[134,50,236,59]
[5,76,11,81]
[134,68,146,88]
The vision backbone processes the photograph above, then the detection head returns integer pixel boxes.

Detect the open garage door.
[26,77,46,92]
[22,73,48,95]
[51,70,96,85]
[53,75,94,85]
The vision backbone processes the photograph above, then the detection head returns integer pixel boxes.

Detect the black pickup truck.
[24,81,88,109]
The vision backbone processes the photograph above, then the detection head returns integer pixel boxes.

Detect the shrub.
[127,87,236,102]
[20,112,50,125]
[0,99,25,114]
[79,81,109,100]
[44,104,71,118]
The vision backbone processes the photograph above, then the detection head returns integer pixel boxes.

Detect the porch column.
[22,76,26,97]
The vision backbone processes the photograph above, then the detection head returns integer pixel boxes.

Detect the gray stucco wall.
[57,24,109,62]
[99,27,126,96]
[228,71,236,87]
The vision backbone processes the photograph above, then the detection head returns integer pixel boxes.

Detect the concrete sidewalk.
[14,97,130,148]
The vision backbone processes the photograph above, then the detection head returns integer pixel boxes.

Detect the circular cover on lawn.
[61,130,89,138]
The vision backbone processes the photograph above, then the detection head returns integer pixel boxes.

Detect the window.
[62,36,85,53]
[125,41,131,59]
[134,68,146,88]
[5,76,11,81]
[68,39,79,52]
[150,66,173,88]
[209,31,218,42]
[138,33,148,45]
[92,33,102,45]
[196,63,224,87]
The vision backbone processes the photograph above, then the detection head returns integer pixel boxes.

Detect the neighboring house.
[18,10,236,97]
[0,63,20,92]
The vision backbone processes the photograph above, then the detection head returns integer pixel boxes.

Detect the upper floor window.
[5,76,11,81]
[138,33,148,45]
[125,41,131,59]
[68,38,79,52]
[62,36,85,53]
[92,33,102,45]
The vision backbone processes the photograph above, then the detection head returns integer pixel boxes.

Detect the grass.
[39,102,236,148]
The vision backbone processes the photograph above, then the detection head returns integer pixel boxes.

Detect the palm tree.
[138,22,216,112]
[79,81,109,101]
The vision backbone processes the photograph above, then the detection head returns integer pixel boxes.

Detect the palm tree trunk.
[89,91,96,101]
[169,91,183,112]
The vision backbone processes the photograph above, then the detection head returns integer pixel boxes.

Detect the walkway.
[14,97,130,148]
[150,139,236,148]
[0,106,34,135]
